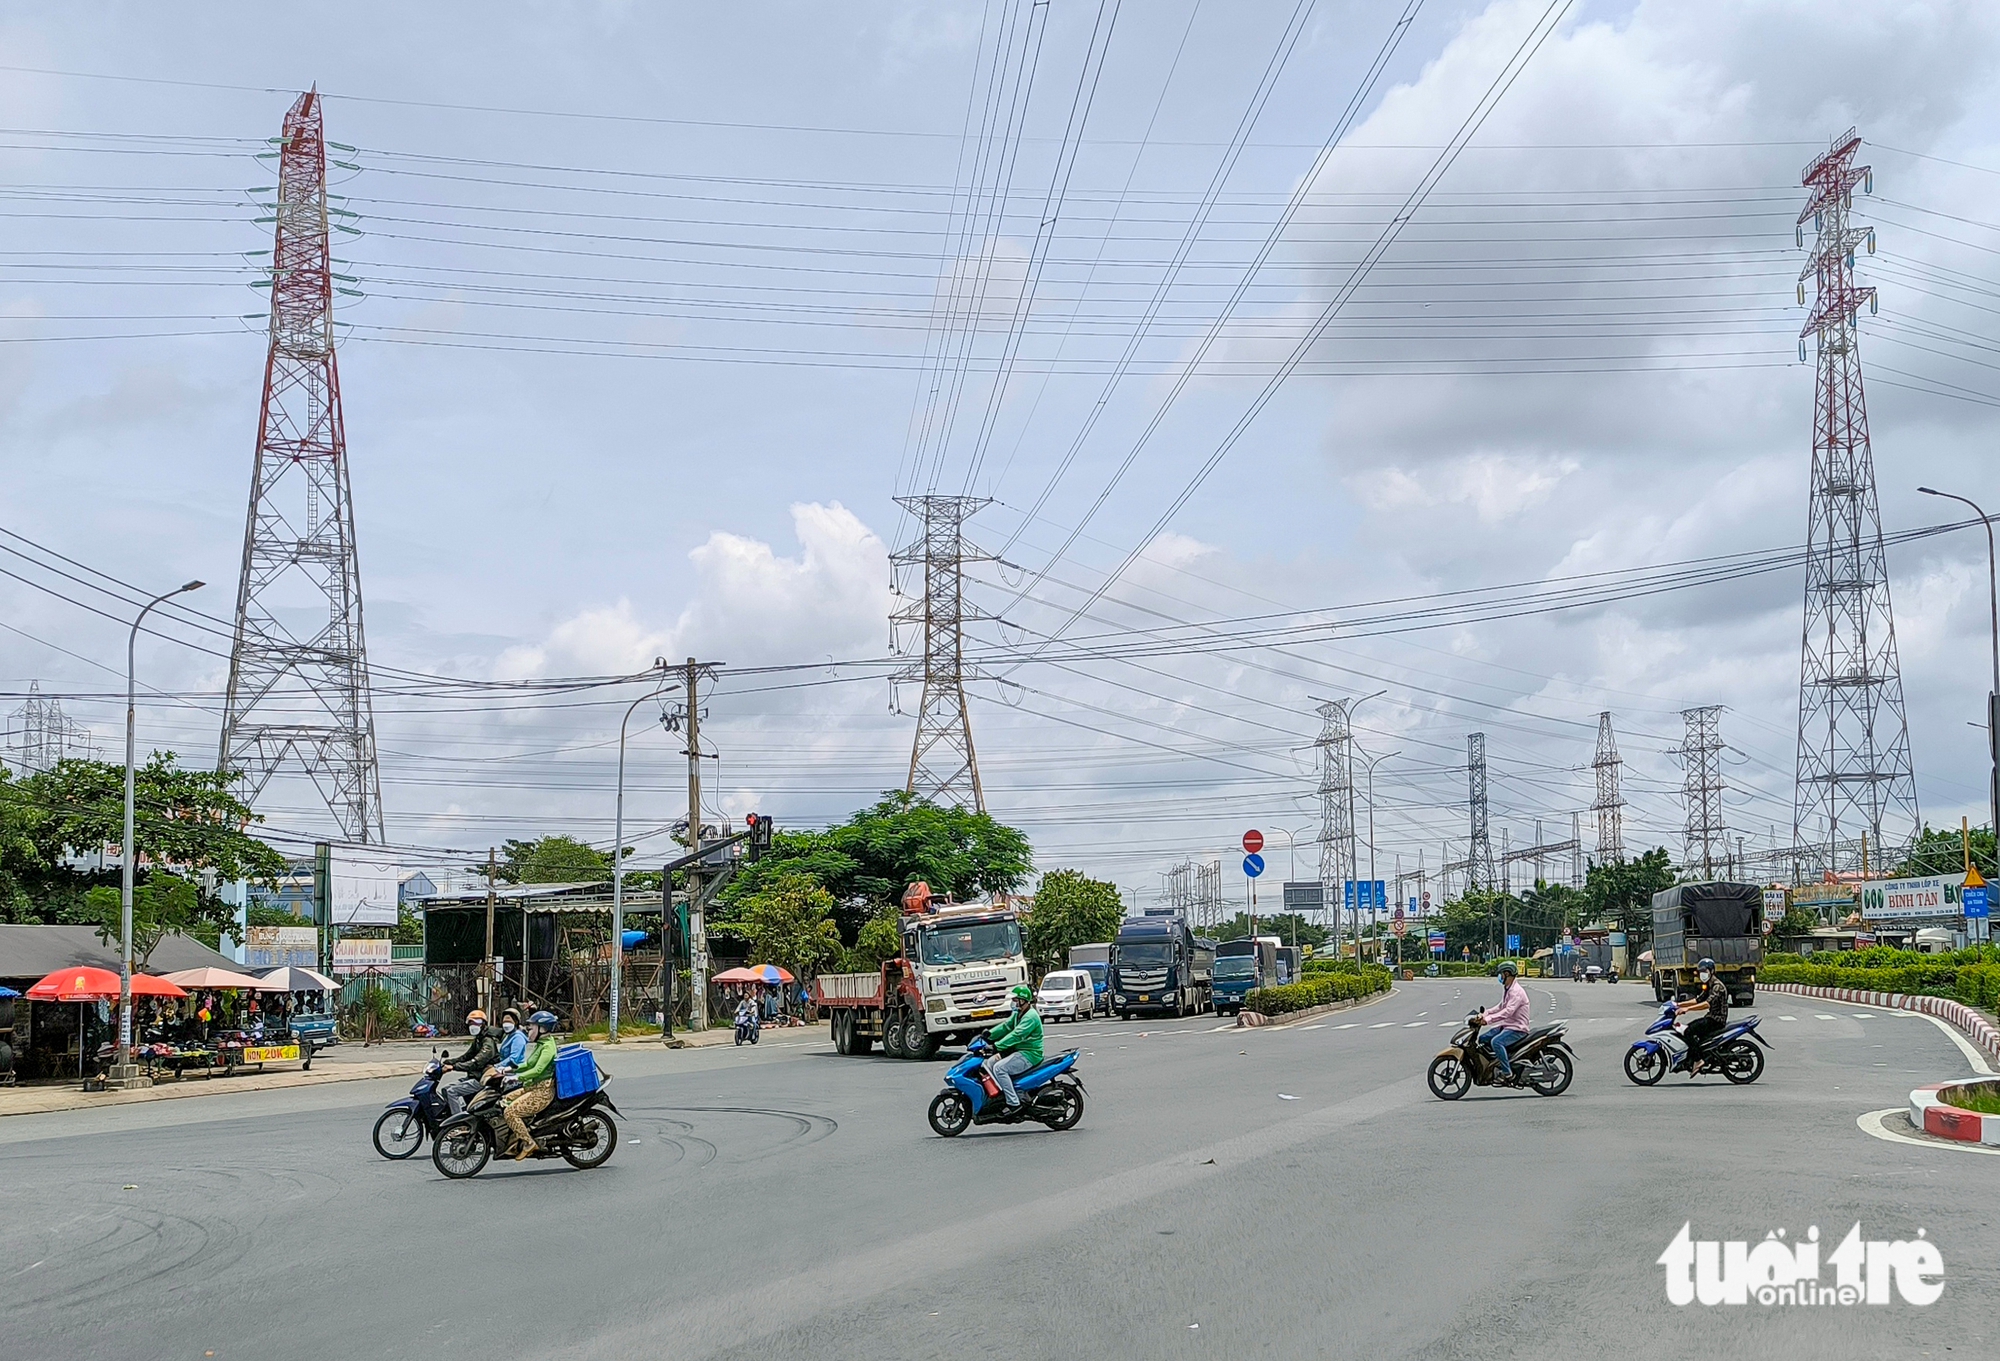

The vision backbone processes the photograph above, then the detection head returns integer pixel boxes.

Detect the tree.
[477,835,613,885]
[1894,823,1997,879]
[844,906,901,973]
[1206,911,1328,950]
[1022,869,1123,974]
[78,873,230,968]
[721,792,1033,943]
[1583,848,1677,954]
[721,872,844,982]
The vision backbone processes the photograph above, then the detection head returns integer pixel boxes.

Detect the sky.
[2,0,1998,908]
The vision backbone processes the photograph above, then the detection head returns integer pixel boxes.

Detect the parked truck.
[1068,942,1111,1014]
[1109,914,1214,1019]
[1212,936,1279,1014]
[1650,881,1763,1006]
[812,900,1029,1059]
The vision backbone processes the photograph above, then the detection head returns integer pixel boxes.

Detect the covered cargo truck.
[1650,881,1763,1006]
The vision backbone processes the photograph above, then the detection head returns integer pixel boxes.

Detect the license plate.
[970,1009,997,1019]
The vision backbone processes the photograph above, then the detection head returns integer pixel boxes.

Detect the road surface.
[2,980,1990,1360]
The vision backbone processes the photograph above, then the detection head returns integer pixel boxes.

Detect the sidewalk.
[0,1025,750,1119]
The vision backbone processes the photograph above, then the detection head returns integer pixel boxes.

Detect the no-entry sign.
[1241,829,1264,855]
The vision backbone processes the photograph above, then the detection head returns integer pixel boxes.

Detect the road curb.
[1908,1079,2000,1145]
[1763,982,2000,1065]
[1255,987,1395,1031]
[0,1060,423,1118]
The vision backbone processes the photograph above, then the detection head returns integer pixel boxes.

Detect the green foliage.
[1760,949,2000,1015]
[840,907,902,973]
[1245,967,1392,1015]
[1206,911,1328,949]
[721,791,1033,942]
[478,835,613,885]
[1022,869,1123,974]
[1584,849,1678,928]
[1893,823,1996,879]
[721,872,844,982]
[75,872,237,968]
[1774,905,1822,936]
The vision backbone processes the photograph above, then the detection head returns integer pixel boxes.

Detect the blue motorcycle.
[373,1054,452,1158]
[1623,1000,1768,1085]
[928,1037,1085,1137]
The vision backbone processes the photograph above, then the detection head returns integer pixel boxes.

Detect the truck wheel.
[848,1021,873,1056]
[907,1027,940,1061]
[832,1014,850,1055]
[881,1015,907,1059]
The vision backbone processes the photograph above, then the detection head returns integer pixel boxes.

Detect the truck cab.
[903,906,1030,1036]
[1109,914,1213,1019]
[1212,936,1277,1015]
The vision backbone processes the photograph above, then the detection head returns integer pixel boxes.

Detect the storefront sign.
[239,1044,300,1064]
[1861,873,1967,922]
[331,937,393,969]
[1763,888,1789,915]
[1794,883,1859,911]
[244,925,319,969]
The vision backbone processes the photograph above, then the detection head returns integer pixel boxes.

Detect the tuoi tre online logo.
[1658,1223,1944,1307]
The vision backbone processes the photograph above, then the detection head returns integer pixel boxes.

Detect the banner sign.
[239,1044,300,1064]
[331,937,393,970]
[1861,873,1968,922]
[244,925,318,970]
[328,845,401,926]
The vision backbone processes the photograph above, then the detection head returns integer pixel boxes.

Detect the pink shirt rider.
[1483,979,1530,1032]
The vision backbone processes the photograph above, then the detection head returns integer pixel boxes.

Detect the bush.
[1760,957,2000,1015]
[1245,966,1391,1015]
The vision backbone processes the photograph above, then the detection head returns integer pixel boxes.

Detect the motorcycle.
[734,1011,761,1046]
[927,1036,1085,1137]
[430,1072,622,1178]
[1427,1014,1575,1100]
[372,1054,452,1159]
[1624,1000,1768,1085]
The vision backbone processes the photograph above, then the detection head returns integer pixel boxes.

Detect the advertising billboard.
[327,845,401,926]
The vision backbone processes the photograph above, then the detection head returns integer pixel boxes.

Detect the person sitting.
[1476,961,1531,1085]
[985,985,1044,1113]
[441,1009,500,1114]
[500,1011,561,1160]
[1677,959,1730,1074]
[493,1008,528,1069]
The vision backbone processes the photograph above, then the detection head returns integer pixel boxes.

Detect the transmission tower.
[7,681,97,773]
[219,90,385,844]
[1314,699,1356,947]
[1677,706,1728,878]
[1792,128,1919,875]
[1466,732,1496,891]
[1592,711,1626,864]
[891,494,990,811]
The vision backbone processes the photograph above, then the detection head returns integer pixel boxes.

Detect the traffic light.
[745,813,773,860]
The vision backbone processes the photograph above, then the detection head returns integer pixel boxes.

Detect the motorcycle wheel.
[1042,1080,1085,1131]
[1527,1048,1574,1097]
[1623,1044,1668,1086]
[559,1111,619,1169]
[1427,1054,1471,1101]
[432,1124,492,1179]
[1719,1041,1764,1085]
[372,1108,424,1160]
[928,1090,972,1138]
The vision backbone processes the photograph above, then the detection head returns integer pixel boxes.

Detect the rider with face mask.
[441,1009,500,1114]
[1476,961,1531,1085]
[1677,959,1730,1073]
[494,1008,527,1069]
[985,985,1044,1113]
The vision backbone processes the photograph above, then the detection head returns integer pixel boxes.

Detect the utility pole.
[1592,711,1626,865]
[680,657,721,1032]
[1467,733,1496,891]
[483,847,496,1016]
[1314,699,1356,953]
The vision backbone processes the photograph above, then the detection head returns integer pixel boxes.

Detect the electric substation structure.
[8,681,97,773]
[891,495,990,811]
[1314,698,1357,951]
[1592,711,1625,864]
[219,90,384,843]
[1466,733,1496,891]
[1676,706,1729,879]
[1792,127,1920,876]
[1500,820,1581,894]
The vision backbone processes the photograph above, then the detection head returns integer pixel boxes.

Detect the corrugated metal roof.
[0,925,239,983]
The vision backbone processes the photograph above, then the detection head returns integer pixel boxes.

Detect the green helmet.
[1011,984,1034,1001]
[1497,960,1519,979]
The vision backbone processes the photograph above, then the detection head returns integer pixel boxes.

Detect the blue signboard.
[1428,932,1447,956]
[1373,880,1387,911]
[1343,880,1356,911]
[1505,934,1521,953]
[1964,886,1990,920]
[1408,897,1418,916]
[1242,852,1265,879]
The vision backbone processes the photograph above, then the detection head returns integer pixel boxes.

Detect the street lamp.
[118,579,203,1074]
[1920,486,1999,852]
[1342,690,1387,957]
[609,661,670,1043]
[1360,749,1400,949]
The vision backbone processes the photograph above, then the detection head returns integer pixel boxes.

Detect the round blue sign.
[1242,852,1265,878]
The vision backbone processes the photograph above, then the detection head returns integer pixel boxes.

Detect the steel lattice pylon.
[1314,699,1356,945]
[8,681,97,773]
[1592,711,1625,864]
[1792,129,1919,875]
[219,91,384,843]
[892,495,989,811]
[1678,706,1728,878]
[1466,732,1495,891]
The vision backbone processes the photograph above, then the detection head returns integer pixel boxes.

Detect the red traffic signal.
[1241,829,1264,855]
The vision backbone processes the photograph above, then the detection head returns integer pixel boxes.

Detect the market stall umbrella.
[253,966,339,993]
[743,964,794,985]
[710,967,758,985]
[160,967,268,991]
[26,967,187,1001]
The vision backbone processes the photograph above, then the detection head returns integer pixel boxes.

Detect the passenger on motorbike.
[441,1009,500,1114]
[985,984,1044,1112]
[494,1008,527,1069]
[498,1011,561,1160]
[1476,961,1531,1085]
[1677,959,1730,1073]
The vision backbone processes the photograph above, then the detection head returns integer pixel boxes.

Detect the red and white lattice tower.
[219,90,384,842]
[1792,129,1917,875]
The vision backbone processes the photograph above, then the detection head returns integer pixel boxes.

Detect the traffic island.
[1909,1079,2000,1145]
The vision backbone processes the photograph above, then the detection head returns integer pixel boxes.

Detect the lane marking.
[1369,1023,1395,1029]
[1299,1024,1326,1031]
[1334,1023,1358,1030]
[1815,1014,1838,1020]
[1858,1107,2000,1156]
[1403,1022,1428,1028]
[1851,1011,1876,1019]
[1779,1015,1798,1022]
[1912,1012,1997,1076]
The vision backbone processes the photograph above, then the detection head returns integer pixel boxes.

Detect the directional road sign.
[1964,886,1990,920]
[1283,881,1324,912]
[1242,852,1265,879]
[1505,934,1521,953]
[1428,932,1447,956]
[1242,829,1264,855]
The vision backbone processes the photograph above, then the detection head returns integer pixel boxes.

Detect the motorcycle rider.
[985,984,1044,1113]
[494,1007,528,1069]
[734,991,760,1040]
[499,1010,561,1160]
[1475,960,1531,1085]
[441,1009,500,1114]
[1677,958,1730,1073]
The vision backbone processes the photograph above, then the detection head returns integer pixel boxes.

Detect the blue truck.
[1212,936,1279,1014]
[1067,943,1110,1014]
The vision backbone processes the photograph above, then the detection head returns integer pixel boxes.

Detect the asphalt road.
[2,980,1993,1361]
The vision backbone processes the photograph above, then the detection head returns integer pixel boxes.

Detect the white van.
[1035,969,1095,1022]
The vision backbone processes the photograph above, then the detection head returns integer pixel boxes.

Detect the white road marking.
[1334,1023,1358,1030]
[1404,1022,1428,1028]
[1913,1013,1997,1076]
[1779,1015,1798,1022]
[1858,1107,2000,1156]
[1815,1014,1838,1020]
[1369,1023,1395,1029]
[1207,1024,1235,1032]
[1299,1024,1326,1031]
[1851,1012,1876,1019]
[1416,1012,1428,1018]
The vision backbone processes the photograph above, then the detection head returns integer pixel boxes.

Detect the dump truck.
[812,899,1029,1060]
[1650,881,1764,1006]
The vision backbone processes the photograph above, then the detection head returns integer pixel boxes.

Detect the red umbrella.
[26,967,187,1001]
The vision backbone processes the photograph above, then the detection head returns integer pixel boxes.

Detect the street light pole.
[608,662,669,1043]
[1920,487,2000,852]
[119,579,203,1073]
[1360,750,1400,956]
[1345,691,1387,956]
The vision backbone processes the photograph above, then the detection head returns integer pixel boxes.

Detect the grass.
[1942,1083,2000,1116]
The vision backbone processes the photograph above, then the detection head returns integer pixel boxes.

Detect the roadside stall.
[155,967,318,1075]
[24,966,189,1084]
[254,966,342,1050]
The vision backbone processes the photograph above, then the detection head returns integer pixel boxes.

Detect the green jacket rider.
[985,984,1043,1110]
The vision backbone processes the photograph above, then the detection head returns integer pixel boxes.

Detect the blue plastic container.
[553,1043,600,1099]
